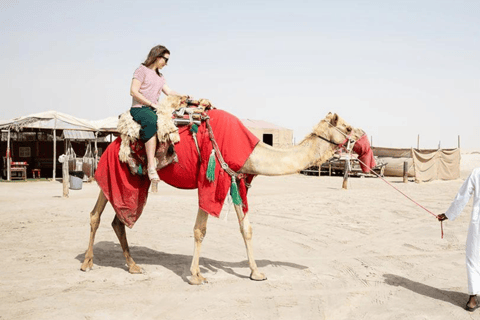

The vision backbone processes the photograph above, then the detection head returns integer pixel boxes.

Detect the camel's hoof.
[80,259,93,272]
[128,264,143,274]
[250,271,267,281]
[189,275,208,285]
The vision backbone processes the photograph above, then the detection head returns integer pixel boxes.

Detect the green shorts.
[130,106,158,142]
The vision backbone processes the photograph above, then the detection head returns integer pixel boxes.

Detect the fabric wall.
[372,147,460,181]
[372,147,414,177]
[412,148,460,182]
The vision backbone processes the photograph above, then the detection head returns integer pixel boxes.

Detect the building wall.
[246,127,293,149]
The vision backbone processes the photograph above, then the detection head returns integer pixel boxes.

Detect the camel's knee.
[89,211,101,229]
[111,216,123,230]
[194,227,207,242]
[240,225,253,241]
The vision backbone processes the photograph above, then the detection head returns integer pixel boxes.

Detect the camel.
[80,110,365,285]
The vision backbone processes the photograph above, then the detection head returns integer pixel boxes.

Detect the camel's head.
[311,112,365,146]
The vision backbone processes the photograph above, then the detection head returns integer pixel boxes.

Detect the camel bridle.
[314,120,355,152]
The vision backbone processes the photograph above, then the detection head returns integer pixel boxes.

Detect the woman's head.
[143,45,170,76]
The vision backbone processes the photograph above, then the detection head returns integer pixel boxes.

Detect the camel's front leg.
[189,208,209,285]
[234,204,267,281]
[111,215,142,274]
[81,191,108,271]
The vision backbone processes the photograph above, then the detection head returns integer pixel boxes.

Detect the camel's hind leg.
[234,204,267,281]
[111,215,142,274]
[80,191,108,271]
[189,208,209,285]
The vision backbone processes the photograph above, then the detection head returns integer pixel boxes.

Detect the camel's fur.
[81,111,365,284]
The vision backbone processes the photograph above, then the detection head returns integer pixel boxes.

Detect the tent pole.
[458,135,461,149]
[53,117,57,180]
[6,128,11,181]
[417,135,420,149]
[94,131,98,173]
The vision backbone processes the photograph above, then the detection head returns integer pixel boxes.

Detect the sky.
[1,0,479,149]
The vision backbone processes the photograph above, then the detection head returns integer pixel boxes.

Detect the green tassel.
[230,177,242,205]
[206,149,216,182]
[138,164,143,175]
[190,124,198,134]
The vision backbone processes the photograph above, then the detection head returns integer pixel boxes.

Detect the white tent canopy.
[90,116,119,132]
[0,110,110,181]
[0,110,97,131]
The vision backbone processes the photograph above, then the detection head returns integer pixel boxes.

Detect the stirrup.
[147,167,160,182]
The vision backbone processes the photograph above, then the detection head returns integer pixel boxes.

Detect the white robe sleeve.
[445,169,478,221]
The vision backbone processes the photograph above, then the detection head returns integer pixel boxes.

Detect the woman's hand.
[437,213,448,221]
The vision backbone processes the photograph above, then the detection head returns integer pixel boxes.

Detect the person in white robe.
[438,167,480,312]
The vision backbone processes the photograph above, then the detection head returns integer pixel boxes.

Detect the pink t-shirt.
[131,64,166,108]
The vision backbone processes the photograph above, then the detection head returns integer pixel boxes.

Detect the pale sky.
[1,0,479,149]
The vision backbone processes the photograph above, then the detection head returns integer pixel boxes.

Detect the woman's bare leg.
[145,134,159,181]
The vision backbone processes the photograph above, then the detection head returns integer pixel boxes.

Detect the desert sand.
[2,153,480,320]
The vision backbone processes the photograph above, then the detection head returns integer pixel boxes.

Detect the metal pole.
[94,132,98,173]
[458,135,461,149]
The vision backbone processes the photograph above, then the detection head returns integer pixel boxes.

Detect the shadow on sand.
[76,241,307,283]
[383,274,468,309]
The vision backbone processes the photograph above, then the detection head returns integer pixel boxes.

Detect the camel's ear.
[331,113,339,127]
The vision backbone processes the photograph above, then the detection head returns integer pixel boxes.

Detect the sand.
[2,153,480,320]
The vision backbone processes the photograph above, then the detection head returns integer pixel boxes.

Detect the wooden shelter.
[0,111,112,181]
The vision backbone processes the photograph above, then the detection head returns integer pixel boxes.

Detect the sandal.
[147,167,160,182]
[466,303,480,312]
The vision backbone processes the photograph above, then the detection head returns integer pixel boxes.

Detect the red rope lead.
[355,158,444,239]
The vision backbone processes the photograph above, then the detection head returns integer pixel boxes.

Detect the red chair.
[32,169,41,179]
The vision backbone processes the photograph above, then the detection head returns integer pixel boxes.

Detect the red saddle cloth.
[95,138,151,228]
[95,109,259,228]
[352,135,376,173]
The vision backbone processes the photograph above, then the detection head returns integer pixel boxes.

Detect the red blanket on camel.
[95,109,259,228]
[352,135,376,173]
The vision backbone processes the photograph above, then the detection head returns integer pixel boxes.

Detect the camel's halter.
[314,120,355,153]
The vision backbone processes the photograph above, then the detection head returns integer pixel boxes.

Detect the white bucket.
[69,175,83,190]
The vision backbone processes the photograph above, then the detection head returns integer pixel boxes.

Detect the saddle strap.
[204,116,246,181]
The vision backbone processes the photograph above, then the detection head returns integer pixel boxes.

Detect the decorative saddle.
[116,96,214,176]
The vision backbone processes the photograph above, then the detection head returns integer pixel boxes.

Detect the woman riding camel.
[129,45,184,182]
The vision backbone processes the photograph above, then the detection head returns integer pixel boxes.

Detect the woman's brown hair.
[143,45,170,76]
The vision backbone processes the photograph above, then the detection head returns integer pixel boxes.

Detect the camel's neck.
[239,135,335,176]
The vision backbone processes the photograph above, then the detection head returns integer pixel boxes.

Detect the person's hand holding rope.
[437,213,448,221]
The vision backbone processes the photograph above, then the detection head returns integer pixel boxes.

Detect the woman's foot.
[147,167,160,182]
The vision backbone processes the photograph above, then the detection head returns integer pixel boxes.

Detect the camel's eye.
[346,126,352,134]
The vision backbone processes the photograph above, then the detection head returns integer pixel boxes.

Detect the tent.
[0,111,107,181]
